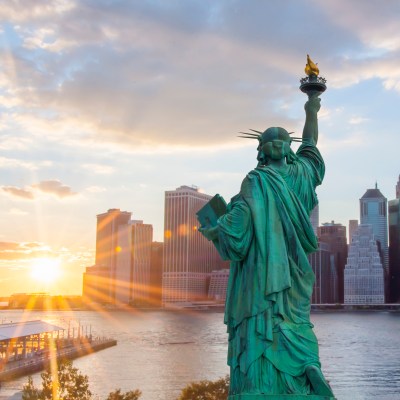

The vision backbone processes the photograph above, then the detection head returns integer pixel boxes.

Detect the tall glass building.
[360,185,388,271]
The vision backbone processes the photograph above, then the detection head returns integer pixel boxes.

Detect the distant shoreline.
[1,304,400,313]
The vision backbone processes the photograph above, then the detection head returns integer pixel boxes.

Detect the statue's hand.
[198,226,218,241]
[304,96,321,114]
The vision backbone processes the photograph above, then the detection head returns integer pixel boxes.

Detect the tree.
[21,376,41,400]
[106,389,142,400]
[22,359,92,400]
[22,360,142,400]
[177,376,229,400]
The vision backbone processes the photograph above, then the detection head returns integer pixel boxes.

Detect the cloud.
[349,116,369,125]
[2,186,34,199]
[0,156,40,170]
[0,0,399,155]
[0,1,354,149]
[2,180,77,199]
[32,180,77,198]
[0,241,52,260]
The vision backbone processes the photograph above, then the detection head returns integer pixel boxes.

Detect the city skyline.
[1,1,400,295]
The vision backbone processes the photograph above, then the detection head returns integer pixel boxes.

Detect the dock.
[0,320,117,381]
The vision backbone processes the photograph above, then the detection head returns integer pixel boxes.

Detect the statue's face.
[257,143,267,164]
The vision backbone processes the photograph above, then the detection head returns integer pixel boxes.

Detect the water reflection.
[0,310,399,400]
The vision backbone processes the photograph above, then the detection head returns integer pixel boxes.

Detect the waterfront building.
[344,224,384,304]
[149,242,163,307]
[318,221,348,302]
[360,185,388,271]
[83,209,153,305]
[389,186,400,302]
[130,220,153,305]
[308,242,338,304]
[162,185,223,305]
[348,220,359,244]
[310,204,319,236]
[208,269,230,302]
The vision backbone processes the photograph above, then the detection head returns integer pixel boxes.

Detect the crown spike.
[238,135,259,139]
[239,132,260,137]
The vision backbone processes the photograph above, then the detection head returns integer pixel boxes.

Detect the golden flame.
[305,54,319,76]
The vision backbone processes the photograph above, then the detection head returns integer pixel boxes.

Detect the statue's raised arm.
[302,94,321,146]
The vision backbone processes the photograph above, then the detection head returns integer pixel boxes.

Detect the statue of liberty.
[198,59,335,399]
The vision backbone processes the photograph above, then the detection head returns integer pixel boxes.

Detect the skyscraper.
[308,242,338,304]
[348,220,359,244]
[344,224,384,304]
[318,221,348,302]
[149,242,164,307]
[310,204,319,236]
[360,185,388,271]
[83,209,153,305]
[389,176,400,302]
[162,185,223,305]
[85,208,131,303]
[130,220,153,305]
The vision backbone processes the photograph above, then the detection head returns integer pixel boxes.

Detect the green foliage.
[22,376,41,400]
[106,388,142,400]
[177,375,229,400]
[21,360,142,400]
[22,359,92,400]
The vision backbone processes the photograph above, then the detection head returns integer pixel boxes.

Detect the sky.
[0,0,399,296]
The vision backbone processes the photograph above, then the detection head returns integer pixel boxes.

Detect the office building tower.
[83,209,153,305]
[308,242,338,304]
[318,221,348,303]
[130,220,153,305]
[84,209,131,303]
[389,196,400,302]
[162,185,223,304]
[310,205,319,236]
[208,269,230,302]
[349,220,359,244]
[149,242,164,307]
[344,224,384,304]
[360,185,388,271]
[396,175,400,199]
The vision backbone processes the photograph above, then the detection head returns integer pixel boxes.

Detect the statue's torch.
[300,54,327,99]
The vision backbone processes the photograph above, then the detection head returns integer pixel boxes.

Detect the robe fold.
[217,143,325,395]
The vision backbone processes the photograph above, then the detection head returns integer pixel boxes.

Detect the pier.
[0,320,116,381]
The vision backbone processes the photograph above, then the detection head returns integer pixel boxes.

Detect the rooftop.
[361,186,386,200]
[0,320,63,340]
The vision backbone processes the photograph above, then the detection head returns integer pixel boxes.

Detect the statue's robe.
[217,143,325,395]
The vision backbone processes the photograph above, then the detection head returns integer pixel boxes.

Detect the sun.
[30,257,61,284]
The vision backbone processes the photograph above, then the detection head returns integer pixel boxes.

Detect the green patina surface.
[199,90,335,398]
[229,394,336,400]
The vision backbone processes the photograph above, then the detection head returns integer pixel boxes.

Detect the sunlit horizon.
[0,1,399,296]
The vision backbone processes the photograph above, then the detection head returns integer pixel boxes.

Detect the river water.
[0,310,399,400]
